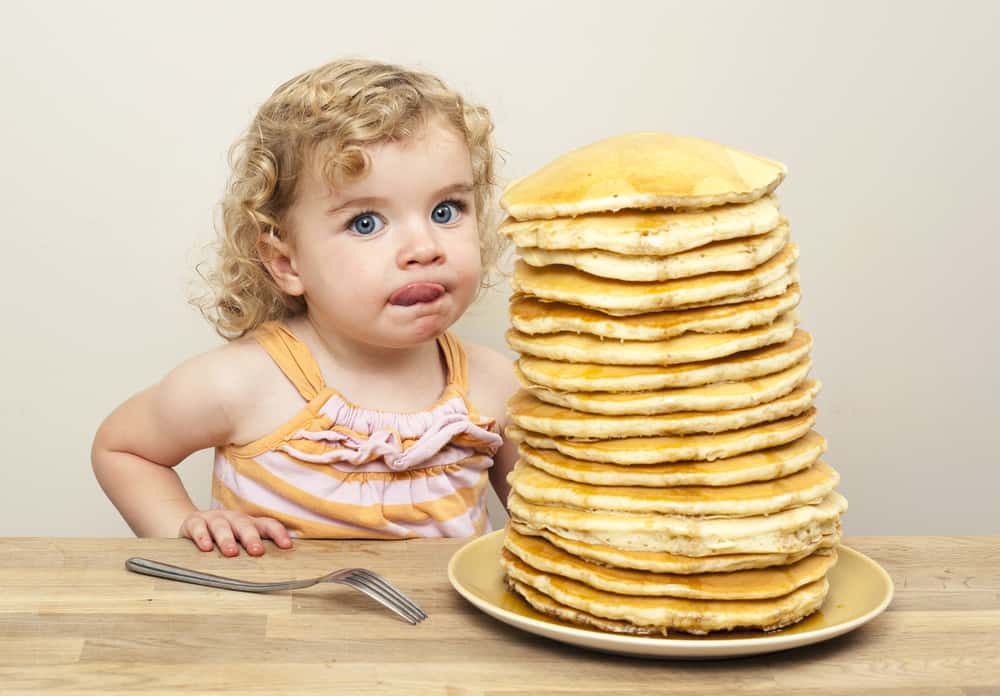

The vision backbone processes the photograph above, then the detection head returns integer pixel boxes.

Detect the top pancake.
[500,132,787,220]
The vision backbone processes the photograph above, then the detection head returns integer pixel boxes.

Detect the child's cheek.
[459,249,483,293]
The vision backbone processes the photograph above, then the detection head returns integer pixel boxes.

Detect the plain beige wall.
[2,1,997,537]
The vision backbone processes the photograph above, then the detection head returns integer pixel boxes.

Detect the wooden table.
[1,536,998,694]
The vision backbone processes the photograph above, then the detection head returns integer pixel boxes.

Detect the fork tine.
[335,575,422,624]
[350,569,428,620]
[344,572,426,624]
[347,574,426,624]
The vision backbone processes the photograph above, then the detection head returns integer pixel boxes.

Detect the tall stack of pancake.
[497,133,847,636]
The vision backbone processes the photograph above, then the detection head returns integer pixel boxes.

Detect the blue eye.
[431,201,464,224]
[349,212,384,236]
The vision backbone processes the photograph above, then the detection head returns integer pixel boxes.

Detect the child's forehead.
[302,126,473,201]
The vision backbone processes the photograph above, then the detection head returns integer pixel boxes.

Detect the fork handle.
[125,557,309,593]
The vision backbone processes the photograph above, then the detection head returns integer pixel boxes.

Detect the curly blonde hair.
[194,58,502,340]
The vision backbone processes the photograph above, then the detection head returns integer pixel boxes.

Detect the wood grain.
[0,536,997,694]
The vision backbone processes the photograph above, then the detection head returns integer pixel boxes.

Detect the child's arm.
[91,346,293,556]
[488,428,517,506]
[466,344,519,506]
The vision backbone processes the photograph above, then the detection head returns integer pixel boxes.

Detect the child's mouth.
[388,283,446,307]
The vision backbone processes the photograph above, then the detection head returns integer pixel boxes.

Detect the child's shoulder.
[462,341,518,424]
[159,332,299,440]
[462,341,512,377]
[160,334,272,404]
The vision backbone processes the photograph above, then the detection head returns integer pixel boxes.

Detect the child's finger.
[182,518,215,552]
[207,518,240,557]
[231,519,266,556]
[256,517,294,549]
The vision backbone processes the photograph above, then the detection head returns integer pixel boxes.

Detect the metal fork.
[125,557,427,624]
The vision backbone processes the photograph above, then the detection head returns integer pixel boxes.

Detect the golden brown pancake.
[504,528,837,599]
[511,244,799,315]
[503,557,828,635]
[515,429,826,486]
[506,379,820,438]
[510,283,801,341]
[500,196,782,255]
[507,311,799,366]
[508,460,839,517]
[507,490,848,555]
[510,520,841,573]
[517,221,790,281]
[515,329,813,392]
[519,358,811,415]
[500,132,787,219]
[672,269,799,312]
[506,410,818,465]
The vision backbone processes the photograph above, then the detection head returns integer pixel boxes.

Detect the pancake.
[500,132,787,219]
[503,528,837,599]
[515,329,813,392]
[671,268,799,313]
[507,379,820,439]
[511,244,799,314]
[504,561,828,635]
[507,491,848,555]
[517,221,790,281]
[509,460,839,517]
[507,311,799,366]
[520,358,811,416]
[510,520,841,573]
[509,283,801,341]
[507,410,817,465]
[499,196,781,256]
[515,429,826,486]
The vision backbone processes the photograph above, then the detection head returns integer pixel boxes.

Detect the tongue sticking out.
[389,283,446,307]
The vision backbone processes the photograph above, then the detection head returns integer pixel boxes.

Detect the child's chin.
[407,315,452,341]
[376,315,450,346]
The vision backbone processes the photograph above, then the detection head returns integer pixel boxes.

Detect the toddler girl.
[92,58,518,556]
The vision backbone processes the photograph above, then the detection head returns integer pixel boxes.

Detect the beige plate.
[448,529,893,660]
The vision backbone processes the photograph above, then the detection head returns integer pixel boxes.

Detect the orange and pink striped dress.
[211,321,503,539]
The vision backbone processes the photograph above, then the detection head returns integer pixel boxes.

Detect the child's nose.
[397,222,445,267]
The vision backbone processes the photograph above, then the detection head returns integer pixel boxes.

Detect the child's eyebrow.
[434,182,475,197]
[327,196,388,215]
[326,182,474,216]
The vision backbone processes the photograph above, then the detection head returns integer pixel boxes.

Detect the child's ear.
[257,232,305,297]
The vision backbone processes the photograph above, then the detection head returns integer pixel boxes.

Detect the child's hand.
[179,510,294,556]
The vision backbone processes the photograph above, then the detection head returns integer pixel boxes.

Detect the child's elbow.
[90,399,138,479]
[90,413,117,479]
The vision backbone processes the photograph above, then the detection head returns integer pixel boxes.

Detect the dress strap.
[437,331,469,392]
[252,321,326,401]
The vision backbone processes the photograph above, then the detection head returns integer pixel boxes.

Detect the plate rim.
[447,529,894,657]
